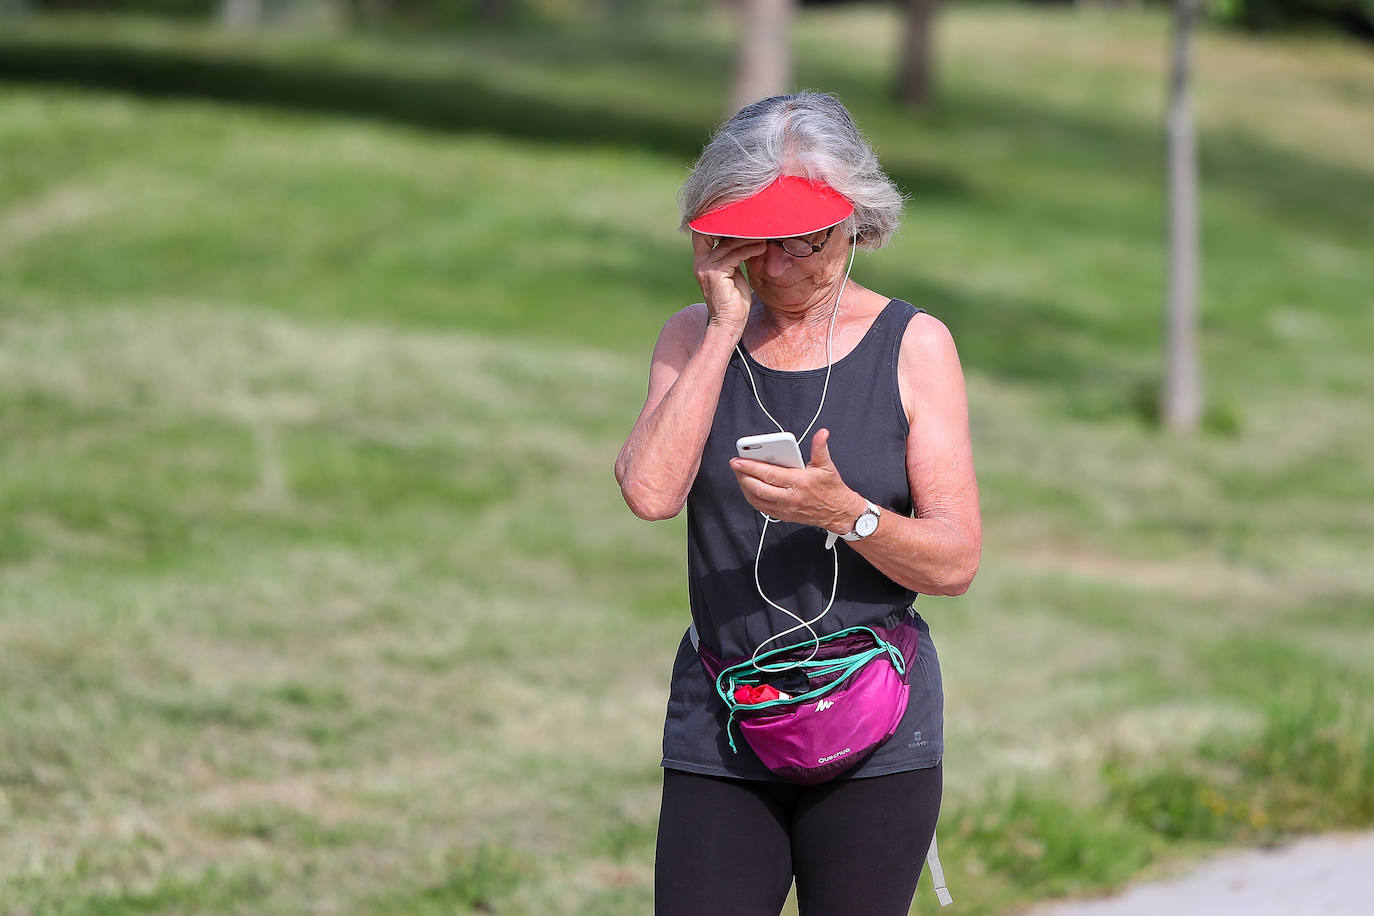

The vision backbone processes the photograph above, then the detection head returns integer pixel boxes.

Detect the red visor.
[688,175,854,239]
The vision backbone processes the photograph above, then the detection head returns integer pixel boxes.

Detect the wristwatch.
[843,501,882,541]
[825,500,882,549]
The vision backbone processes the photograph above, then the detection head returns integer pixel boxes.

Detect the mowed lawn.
[1,6,1372,914]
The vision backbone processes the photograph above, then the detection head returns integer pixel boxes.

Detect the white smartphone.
[735,432,805,469]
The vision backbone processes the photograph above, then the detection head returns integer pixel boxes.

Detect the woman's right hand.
[692,231,766,340]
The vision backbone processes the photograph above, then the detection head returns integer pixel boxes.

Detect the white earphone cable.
[735,238,857,671]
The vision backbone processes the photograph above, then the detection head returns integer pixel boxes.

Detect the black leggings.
[655,764,942,916]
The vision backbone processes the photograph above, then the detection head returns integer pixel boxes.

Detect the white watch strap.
[825,500,880,548]
[841,501,881,541]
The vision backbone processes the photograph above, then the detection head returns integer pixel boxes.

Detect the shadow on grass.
[864,262,1159,403]
[4,23,1368,242]
[0,28,975,203]
[3,23,1368,405]
[0,37,710,158]
[952,85,1374,242]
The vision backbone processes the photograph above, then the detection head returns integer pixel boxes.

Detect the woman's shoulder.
[666,302,711,333]
[655,303,712,353]
[897,307,957,359]
[895,306,966,419]
[861,295,956,361]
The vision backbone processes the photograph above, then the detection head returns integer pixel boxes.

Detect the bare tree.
[478,0,512,23]
[730,0,794,114]
[219,0,263,28]
[897,0,941,109]
[1161,0,1203,432]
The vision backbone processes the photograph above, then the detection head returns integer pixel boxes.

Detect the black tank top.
[661,298,945,780]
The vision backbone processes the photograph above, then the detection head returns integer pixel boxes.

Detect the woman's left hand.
[729,428,865,536]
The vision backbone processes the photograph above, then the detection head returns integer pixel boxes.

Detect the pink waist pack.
[693,613,920,785]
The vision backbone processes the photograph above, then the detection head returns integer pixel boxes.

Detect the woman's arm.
[729,313,981,595]
[860,312,981,595]
[615,234,766,520]
[614,306,732,519]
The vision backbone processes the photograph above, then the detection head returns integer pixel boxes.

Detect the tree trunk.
[1161,0,1203,433]
[897,0,940,109]
[219,0,262,28]
[730,0,794,115]
[478,0,511,24]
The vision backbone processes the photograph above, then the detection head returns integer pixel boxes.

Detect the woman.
[616,92,980,916]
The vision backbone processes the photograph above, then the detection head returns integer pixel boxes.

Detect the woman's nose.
[762,241,793,275]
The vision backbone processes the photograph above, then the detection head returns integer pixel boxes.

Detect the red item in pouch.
[734,684,784,705]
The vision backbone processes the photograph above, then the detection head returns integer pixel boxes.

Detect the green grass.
[1,4,1372,914]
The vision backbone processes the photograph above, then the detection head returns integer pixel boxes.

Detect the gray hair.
[679,92,904,250]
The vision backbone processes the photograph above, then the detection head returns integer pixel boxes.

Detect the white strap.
[926,832,953,906]
[731,242,856,673]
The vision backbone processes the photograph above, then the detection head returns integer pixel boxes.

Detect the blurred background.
[1,0,1371,913]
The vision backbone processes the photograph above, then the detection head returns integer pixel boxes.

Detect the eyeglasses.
[770,225,837,258]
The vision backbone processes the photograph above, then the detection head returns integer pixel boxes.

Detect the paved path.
[1024,832,1374,916]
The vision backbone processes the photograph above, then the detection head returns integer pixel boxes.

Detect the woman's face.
[743,224,851,311]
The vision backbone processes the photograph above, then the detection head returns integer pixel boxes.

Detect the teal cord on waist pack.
[689,611,953,905]
[711,625,906,754]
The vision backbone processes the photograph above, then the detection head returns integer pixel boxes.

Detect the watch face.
[856,511,879,538]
